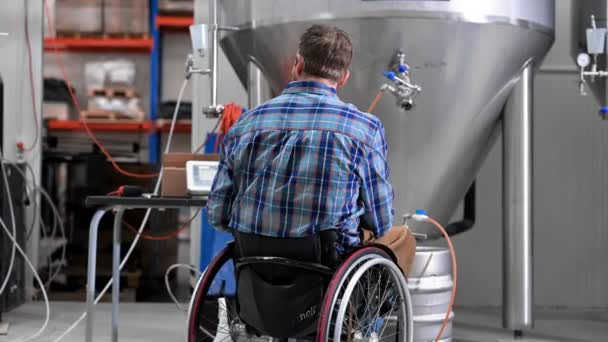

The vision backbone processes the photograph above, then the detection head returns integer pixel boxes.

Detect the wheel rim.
[331,258,412,342]
[187,247,243,342]
[318,247,397,342]
[322,254,378,336]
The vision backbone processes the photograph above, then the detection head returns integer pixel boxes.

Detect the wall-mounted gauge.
[577,53,591,68]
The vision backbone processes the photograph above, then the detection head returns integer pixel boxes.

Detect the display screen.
[193,165,218,188]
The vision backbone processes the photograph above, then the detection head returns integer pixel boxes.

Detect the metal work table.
[84,196,207,342]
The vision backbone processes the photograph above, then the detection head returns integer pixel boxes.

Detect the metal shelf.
[156,119,192,133]
[47,120,192,133]
[156,15,193,31]
[42,2,183,163]
[47,120,153,132]
[44,37,154,53]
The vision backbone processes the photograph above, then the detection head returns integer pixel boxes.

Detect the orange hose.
[43,0,158,179]
[367,90,385,113]
[426,216,457,342]
[219,103,242,136]
[213,103,242,153]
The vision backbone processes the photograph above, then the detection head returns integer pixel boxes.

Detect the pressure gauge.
[577,53,591,68]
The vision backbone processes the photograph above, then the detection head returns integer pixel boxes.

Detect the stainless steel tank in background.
[208,0,555,337]
[218,0,554,239]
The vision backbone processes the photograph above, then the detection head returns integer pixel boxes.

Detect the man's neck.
[296,75,338,89]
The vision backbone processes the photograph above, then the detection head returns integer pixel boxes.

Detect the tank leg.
[514,330,524,339]
[503,62,534,332]
[248,60,270,109]
[0,312,9,335]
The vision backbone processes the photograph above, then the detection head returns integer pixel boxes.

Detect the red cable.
[212,103,241,153]
[122,209,201,241]
[219,103,242,135]
[43,0,158,179]
[107,185,200,242]
[106,186,124,196]
[22,2,40,152]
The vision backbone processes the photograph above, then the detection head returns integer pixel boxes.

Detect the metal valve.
[381,50,421,111]
[203,104,224,118]
[574,15,608,118]
[186,54,211,79]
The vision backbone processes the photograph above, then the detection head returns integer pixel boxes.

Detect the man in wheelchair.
[192,24,416,341]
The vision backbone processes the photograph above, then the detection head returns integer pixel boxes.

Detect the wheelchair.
[187,231,413,341]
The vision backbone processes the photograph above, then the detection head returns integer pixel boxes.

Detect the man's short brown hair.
[298,25,353,82]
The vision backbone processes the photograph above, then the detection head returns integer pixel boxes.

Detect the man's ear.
[293,55,305,79]
[337,70,350,88]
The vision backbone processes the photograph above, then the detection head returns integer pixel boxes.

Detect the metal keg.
[408,246,454,342]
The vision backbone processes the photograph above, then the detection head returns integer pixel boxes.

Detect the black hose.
[445,182,476,236]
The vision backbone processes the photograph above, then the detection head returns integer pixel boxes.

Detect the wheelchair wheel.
[317,246,413,342]
[187,245,239,342]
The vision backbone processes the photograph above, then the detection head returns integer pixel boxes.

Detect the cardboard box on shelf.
[104,0,149,37]
[162,153,219,197]
[159,0,193,15]
[43,102,70,120]
[55,0,103,37]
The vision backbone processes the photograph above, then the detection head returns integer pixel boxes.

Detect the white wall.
[0,0,44,273]
[455,0,608,309]
[0,1,43,162]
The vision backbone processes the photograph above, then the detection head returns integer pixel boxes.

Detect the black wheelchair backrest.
[233,231,338,338]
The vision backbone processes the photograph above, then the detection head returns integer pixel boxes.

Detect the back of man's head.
[298,25,353,83]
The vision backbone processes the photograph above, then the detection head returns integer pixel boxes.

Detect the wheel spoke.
[332,259,407,342]
[378,299,398,337]
[369,273,393,332]
[359,267,381,329]
[198,325,215,339]
[361,274,393,336]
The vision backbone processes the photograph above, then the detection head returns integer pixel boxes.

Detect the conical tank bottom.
[220,18,553,237]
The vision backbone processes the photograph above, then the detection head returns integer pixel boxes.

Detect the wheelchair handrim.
[317,246,390,341]
[187,245,233,342]
[333,257,412,342]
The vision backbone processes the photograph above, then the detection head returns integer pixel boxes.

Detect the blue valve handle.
[383,71,396,81]
[415,209,427,216]
[599,107,608,120]
[398,64,408,73]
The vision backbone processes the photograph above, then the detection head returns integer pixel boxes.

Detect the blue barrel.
[199,132,236,295]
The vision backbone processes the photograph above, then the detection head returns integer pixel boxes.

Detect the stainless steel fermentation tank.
[209,0,555,335]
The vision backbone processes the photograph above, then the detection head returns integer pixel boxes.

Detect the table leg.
[86,209,109,342]
[112,208,125,342]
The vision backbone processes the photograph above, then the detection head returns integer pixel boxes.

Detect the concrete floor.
[454,307,608,341]
[0,302,606,341]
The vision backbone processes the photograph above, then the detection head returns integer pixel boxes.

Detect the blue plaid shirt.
[207,81,394,248]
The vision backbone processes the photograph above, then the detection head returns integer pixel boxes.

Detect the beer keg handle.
[403,212,429,241]
[412,232,428,241]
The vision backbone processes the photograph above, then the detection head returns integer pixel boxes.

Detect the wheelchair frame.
[187,242,414,342]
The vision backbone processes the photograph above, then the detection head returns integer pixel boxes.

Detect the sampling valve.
[381,50,421,111]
